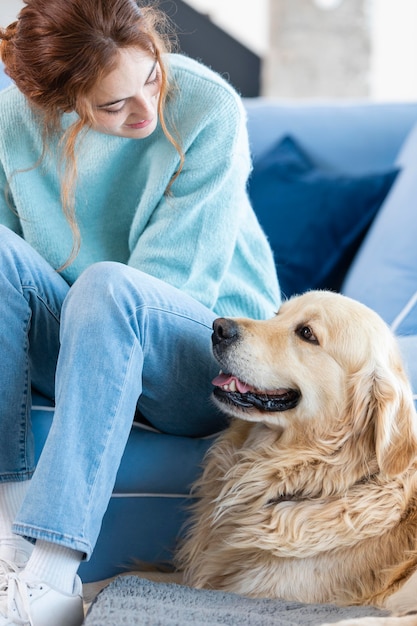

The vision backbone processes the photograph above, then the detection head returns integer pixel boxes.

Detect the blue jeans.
[0,226,226,558]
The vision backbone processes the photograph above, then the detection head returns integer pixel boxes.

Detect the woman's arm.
[127,89,270,312]
[0,163,22,234]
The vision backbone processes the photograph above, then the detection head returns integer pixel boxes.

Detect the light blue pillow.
[342,122,417,336]
[342,121,417,405]
[397,336,417,403]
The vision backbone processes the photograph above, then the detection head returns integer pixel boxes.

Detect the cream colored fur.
[176,291,417,625]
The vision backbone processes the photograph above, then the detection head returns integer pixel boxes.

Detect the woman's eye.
[146,69,161,86]
[296,325,319,345]
[103,104,125,115]
[97,101,126,115]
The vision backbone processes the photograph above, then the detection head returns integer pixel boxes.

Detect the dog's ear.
[348,344,417,478]
[372,357,417,478]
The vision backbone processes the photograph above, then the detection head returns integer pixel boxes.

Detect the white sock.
[0,481,30,537]
[22,540,83,594]
[0,481,33,564]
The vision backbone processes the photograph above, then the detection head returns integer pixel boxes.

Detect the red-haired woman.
[0,1,280,623]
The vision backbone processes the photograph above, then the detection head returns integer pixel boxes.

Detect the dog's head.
[212,290,417,477]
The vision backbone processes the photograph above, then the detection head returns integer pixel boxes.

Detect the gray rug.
[84,576,388,625]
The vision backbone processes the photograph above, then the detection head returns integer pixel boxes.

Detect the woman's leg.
[0,226,68,479]
[0,227,84,625]
[0,226,69,564]
[0,256,224,624]
[14,261,225,560]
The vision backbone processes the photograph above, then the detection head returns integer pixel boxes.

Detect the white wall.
[265,0,370,98]
[0,0,269,54]
[2,0,417,101]
[0,0,23,27]
[369,0,417,101]
[188,0,417,100]
[183,0,269,56]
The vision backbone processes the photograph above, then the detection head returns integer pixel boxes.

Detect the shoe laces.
[3,573,41,626]
[0,558,20,593]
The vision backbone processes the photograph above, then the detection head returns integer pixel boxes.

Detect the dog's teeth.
[218,379,238,392]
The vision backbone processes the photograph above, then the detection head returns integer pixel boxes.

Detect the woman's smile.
[125,117,153,130]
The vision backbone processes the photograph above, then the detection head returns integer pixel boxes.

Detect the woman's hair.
[0,0,181,268]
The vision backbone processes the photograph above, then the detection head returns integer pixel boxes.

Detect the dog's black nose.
[212,318,240,347]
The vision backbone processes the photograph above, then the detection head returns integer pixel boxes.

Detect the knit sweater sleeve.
[0,162,22,234]
[127,77,257,311]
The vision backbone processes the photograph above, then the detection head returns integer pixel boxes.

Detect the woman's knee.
[0,224,18,240]
[62,262,147,323]
[72,261,129,289]
[63,261,215,343]
[68,261,148,300]
[0,226,26,261]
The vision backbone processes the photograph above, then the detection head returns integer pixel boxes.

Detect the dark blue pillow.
[248,136,399,298]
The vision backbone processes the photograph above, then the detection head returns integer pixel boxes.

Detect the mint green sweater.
[0,54,280,319]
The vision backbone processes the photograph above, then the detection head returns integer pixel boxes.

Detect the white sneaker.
[0,573,84,626]
[0,562,19,595]
[0,545,31,592]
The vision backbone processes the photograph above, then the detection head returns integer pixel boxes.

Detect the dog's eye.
[296,325,319,345]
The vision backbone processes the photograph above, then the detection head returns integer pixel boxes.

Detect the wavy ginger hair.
[0,0,181,269]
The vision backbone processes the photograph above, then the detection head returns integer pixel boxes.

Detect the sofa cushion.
[248,136,398,298]
[342,121,417,334]
[397,335,417,409]
[244,99,417,174]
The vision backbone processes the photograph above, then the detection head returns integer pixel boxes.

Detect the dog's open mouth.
[212,372,301,412]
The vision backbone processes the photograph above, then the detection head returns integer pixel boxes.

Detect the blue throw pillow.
[248,136,399,298]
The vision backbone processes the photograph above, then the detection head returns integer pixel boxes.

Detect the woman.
[0,0,280,624]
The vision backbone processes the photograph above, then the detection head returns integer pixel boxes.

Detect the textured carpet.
[84,575,388,625]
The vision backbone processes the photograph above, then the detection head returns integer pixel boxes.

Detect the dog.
[176,290,417,625]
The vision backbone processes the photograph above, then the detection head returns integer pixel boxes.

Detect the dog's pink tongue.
[212,373,252,393]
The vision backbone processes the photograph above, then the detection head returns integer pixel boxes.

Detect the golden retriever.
[176,290,417,625]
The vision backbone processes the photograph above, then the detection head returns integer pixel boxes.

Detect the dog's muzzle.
[211,318,301,413]
[213,385,301,412]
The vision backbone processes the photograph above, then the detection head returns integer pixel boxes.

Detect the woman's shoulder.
[167,54,235,90]
[165,53,246,127]
[0,84,33,126]
[0,83,27,107]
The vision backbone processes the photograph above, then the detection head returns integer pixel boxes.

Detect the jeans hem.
[0,471,34,483]
[12,523,91,559]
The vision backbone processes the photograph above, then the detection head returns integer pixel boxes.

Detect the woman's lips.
[126,119,152,130]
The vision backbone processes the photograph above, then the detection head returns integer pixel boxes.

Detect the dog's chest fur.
[178,421,417,607]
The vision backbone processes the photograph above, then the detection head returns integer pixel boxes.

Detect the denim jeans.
[0,225,226,558]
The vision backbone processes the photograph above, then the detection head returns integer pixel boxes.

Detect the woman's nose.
[129,95,154,119]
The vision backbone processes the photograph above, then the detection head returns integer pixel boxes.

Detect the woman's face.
[88,47,161,138]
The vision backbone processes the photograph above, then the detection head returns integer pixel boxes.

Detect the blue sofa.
[244,98,417,390]
[2,65,417,582]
